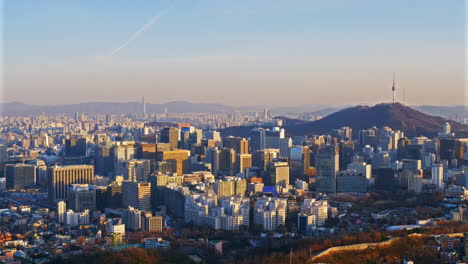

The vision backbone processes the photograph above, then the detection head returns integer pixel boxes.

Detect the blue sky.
[2,0,466,106]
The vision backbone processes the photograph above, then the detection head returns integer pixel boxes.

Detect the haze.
[2,0,466,106]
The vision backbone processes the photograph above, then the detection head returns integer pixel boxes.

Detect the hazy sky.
[2,0,466,106]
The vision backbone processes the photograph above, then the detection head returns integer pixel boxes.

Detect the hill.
[221,103,468,138]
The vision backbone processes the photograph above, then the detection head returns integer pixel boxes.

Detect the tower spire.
[392,72,396,104]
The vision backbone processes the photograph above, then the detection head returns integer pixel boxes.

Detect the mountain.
[221,103,468,138]
[0,101,343,115]
[413,105,466,119]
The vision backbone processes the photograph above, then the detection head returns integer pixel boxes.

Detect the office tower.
[28,159,47,187]
[157,150,190,175]
[65,138,87,157]
[106,183,123,209]
[265,161,290,187]
[374,167,395,191]
[347,162,372,179]
[160,127,179,150]
[125,159,151,181]
[432,163,444,189]
[0,145,8,162]
[204,130,221,142]
[250,128,266,151]
[68,184,96,212]
[219,148,236,175]
[290,146,311,182]
[154,161,172,174]
[206,148,220,175]
[265,127,285,149]
[439,138,464,163]
[5,163,36,189]
[279,137,292,158]
[57,200,66,224]
[122,181,151,211]
[223,136,249,154]
[113,144,136,176]
[315,145,339,193]
[96,145,114,177]
[339,141,355,170]
[47,165,94,202]
[402,159,422,172]
[136,143,157,162]
[236,154,252,175]
[252,149,279,171]
[358,128,379,149]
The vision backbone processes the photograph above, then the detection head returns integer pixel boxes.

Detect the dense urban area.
[0,101,468,264]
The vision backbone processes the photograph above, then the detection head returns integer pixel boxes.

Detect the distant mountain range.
[0,101,339,115]
[221,103,468,138]
[0,101,464,120]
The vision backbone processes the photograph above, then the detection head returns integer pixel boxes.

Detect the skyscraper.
[160,127,179,150]
[156,150,190,175]
[122,181,151,211]
[57,200,66,224]
[223,136,249,154]
[65,138,87,157]
[68,184,97,212]
[315,145,339,193]
[48,165,94,201]
[265,161,290,187]
[5,164,36,189]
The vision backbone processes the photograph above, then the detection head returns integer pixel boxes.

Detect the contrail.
[108,5,172,56]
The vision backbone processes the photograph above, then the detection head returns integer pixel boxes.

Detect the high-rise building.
[219,148,236,175]
[57,200,66,224]
[122,181,151,211]
[68,184,96,212]
[290,146,311,182]
[5,163,36,189]
[336,170,368,193]
[253,149,279,171]
[315,145,339,193]
[250,128,266,151]
[236,154,252,175]
[223,137,249,154]
[125,159,151,182]
[96,145,114,177]
[113,144,136,176]
[65,138,87,157]
[48,165,94,202]
[157,150,190,175]
[265,127,285,149]
[374,167,395,191]
[142,213,163,232]
[160,127,179,150]
[206,148,220,175]
[339,141,355,170]
[432,163,444,189]
[265,161,290,187]
[253,197,287,231]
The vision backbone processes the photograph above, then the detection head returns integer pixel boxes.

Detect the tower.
[142,96,146,115]
[392,72,396,104]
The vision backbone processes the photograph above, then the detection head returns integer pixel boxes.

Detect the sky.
[1,0,466,106]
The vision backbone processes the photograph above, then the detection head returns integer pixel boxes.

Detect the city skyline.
[3,0,466,106]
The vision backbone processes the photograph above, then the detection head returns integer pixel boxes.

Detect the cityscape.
[1,1,467,264]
